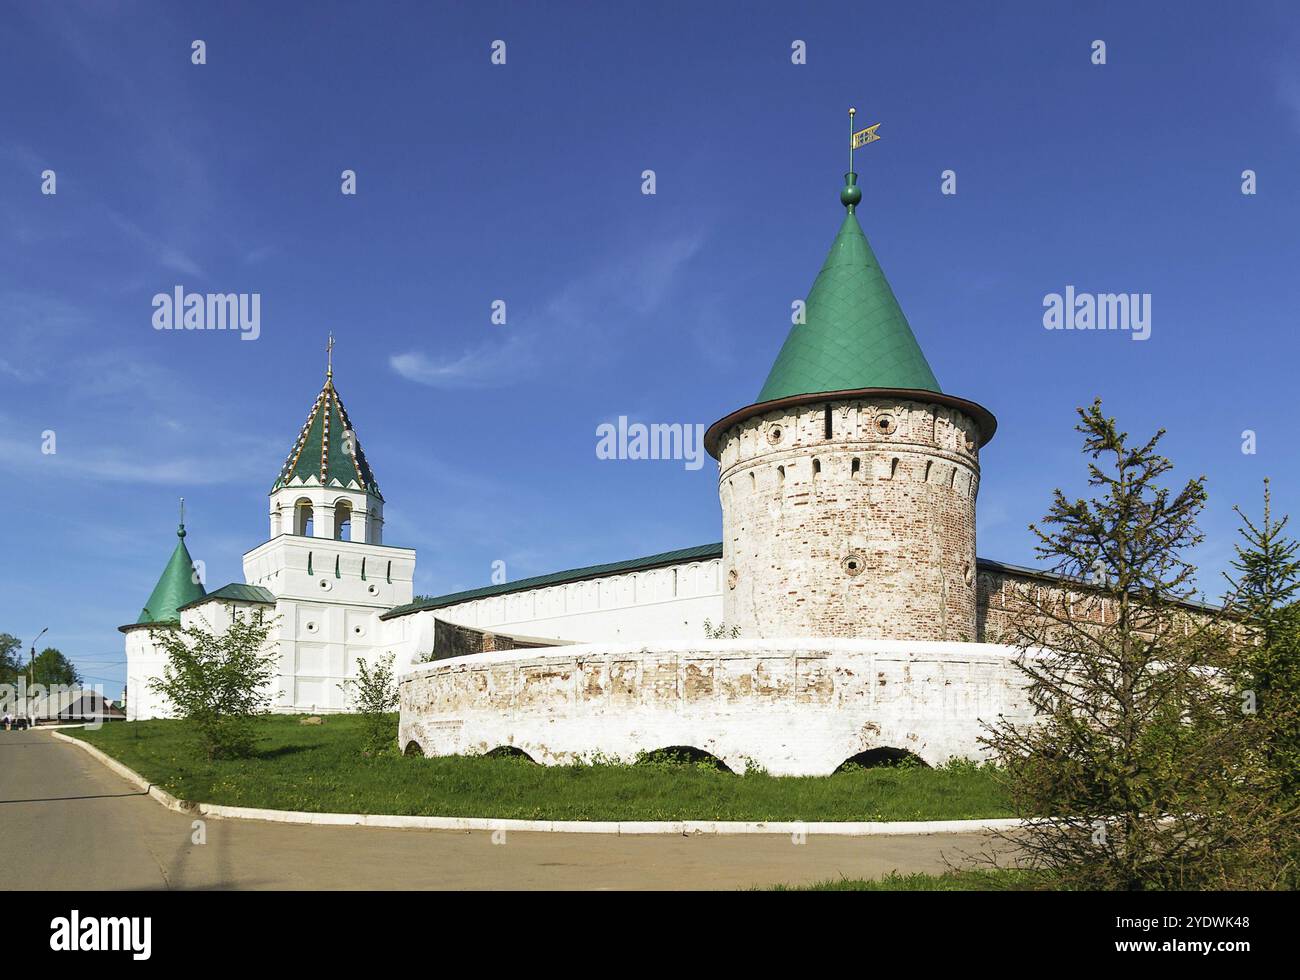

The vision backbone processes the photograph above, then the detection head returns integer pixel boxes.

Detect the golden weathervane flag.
[851,123,881,149]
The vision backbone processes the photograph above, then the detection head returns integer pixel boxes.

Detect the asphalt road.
[1,728,995,890]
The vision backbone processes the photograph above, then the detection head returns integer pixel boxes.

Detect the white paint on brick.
[716,398,980,641]
[398,638,1036,776]
[126,535,416,719]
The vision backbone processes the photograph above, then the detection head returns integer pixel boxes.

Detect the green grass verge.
[771,869,1046,891]
[66,715,1012,822]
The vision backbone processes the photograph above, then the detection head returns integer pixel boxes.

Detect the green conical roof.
[135,525,206,625]
[757,179,940,402]
[272,375,382,499]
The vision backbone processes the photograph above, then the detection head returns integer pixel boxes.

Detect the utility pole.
[28,627,47,723]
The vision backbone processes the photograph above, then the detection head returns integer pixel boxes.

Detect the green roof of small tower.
[134,519,206,625]
[756,170,941,402]
[271,365,382,500]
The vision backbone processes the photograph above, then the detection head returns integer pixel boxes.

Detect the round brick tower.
[704,169,996,641]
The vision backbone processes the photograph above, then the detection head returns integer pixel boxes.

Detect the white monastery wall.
[123,626,171,722]
[243,535,415,713]
[396,558,725,657]
[125,535,417,720]
[125,598,279,720]
[398,638,1036,776]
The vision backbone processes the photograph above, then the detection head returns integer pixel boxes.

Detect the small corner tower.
[120,503,206,720]
[704,110,996,641]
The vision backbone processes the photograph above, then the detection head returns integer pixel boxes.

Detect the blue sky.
[3,0,1300,692]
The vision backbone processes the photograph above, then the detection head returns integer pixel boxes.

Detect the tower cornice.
[704,386,997,459]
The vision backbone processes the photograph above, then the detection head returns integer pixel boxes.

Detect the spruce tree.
[1225,479,1300,882]
[981,400,1277,889]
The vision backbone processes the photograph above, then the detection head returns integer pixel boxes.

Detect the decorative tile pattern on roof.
[272,378,382,499]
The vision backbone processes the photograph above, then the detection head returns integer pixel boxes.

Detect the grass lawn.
[67,715,1013,822]
[771,869,1044,890]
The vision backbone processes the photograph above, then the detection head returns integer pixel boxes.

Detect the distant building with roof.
[28,687,126,724]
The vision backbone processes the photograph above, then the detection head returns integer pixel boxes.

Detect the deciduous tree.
[30,647,81,687]
[0,633,22,686]
[149,612,279,760]
[339,652,398,755]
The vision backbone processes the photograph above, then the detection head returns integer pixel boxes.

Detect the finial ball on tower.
[840,174,862,210]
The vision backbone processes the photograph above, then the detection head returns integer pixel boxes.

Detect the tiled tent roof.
[272,377,382,499]
[756,209,941,402]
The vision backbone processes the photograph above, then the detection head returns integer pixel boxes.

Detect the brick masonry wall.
[977,566,1225,645]
[717,397,981,641]
[979,568,1077,644]
[430,617,560,661]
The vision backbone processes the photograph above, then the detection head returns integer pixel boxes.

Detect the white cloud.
[105,211,205,279]
[0,358,41,382]
[0,348,280,487]
[390,230,707,390]
[390,332,540,388]
[0,428,261,486]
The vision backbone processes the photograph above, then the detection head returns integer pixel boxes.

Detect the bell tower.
[266,333,385,544]
[241,338,415,711]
